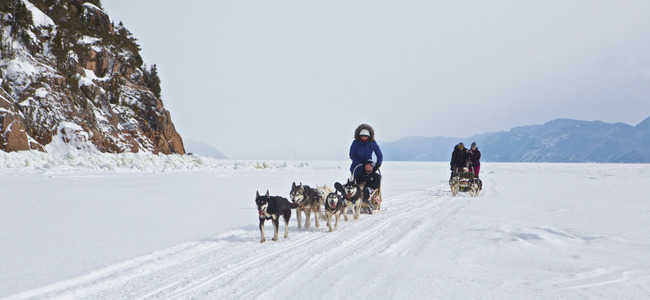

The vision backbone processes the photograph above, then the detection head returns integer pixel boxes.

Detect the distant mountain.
[381,117,650,163]
[184,139,228,159]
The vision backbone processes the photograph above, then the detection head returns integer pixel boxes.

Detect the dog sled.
[350,163,382,213]
[449,169,482,197]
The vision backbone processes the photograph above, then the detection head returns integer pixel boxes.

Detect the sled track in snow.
[7,183,475,299]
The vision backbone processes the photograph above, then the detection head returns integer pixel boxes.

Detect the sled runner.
[449,170,482,197]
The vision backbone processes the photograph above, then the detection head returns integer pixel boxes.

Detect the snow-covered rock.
[0,0,184,155]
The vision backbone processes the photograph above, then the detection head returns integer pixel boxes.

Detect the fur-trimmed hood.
[354,124,376,142]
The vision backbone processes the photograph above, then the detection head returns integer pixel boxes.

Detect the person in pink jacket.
[468,141,481,178]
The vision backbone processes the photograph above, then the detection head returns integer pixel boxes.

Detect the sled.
[351,164,382,212]
[449,170,482,197]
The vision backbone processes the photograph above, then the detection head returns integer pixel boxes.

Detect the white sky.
[101,0,650,160]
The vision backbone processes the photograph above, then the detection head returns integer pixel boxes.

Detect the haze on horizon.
[101,1,650,160]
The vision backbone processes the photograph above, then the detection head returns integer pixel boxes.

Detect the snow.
[1,152,649,299]
[2,120,14,136]
[43,122,99,156]
[83,69,99,81]
[2,59,38,82]
[34,87,48,98]
[1,50,52,100]
[79,70,96,87]
[82,3,103,13]
[21,0,54,28]
[79,36,101,45]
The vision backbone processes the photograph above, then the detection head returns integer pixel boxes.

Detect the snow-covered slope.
[382,117,650,163]
[0,1,184,154]
[1,157,649,299]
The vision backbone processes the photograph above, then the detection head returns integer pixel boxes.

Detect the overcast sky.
[101,1,650,160]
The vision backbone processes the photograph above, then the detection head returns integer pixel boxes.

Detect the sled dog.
[335,179,363,220]
[324,192,345,232]
[449,174,460,196]
[315,184,334,200]
[450,167,481,197]
[468,178,482,197]
[255,191,298,243]
[290,182,324,229]
[357,182,382,214]
[315,184,334,221]
[370,188,382,211]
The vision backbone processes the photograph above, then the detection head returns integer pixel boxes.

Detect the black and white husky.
[335,179,363,220]
[324,192,345,232]
[255,190,298,243]
[468,178,482,197]
[315,184,334,221]
[290,182,324,229]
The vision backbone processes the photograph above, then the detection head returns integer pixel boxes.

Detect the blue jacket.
[349,140,383,175]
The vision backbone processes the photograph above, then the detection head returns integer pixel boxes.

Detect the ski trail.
[6,183,474,300]
[161,231,327,300]
[379,188,468,257]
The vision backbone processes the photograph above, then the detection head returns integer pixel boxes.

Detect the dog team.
[255,171,381,243]
[449,141,483,197]
[256,123,384,243]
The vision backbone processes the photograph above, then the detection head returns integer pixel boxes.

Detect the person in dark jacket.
[450,142,469,176]
[468,141,481,177]
[355,159,381,212]
[349,124,383,177]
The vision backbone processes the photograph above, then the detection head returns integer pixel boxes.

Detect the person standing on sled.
[349,124,383,177]
[450,142,469,177]
[468,141,481,178]
[355,159,381,213]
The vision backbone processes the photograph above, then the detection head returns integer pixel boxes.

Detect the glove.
[373,164,380,173]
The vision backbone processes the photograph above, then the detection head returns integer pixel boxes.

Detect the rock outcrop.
[0,0,185,154]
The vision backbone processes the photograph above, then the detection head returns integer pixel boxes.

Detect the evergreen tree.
[144,64,161,100]
[0,0,33,57]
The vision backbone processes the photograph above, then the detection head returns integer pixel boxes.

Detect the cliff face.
[0,0,184,154]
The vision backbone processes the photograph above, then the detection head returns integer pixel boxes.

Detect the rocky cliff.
[0,0,184,154]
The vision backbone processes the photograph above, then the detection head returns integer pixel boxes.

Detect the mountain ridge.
[380,117,650,163]
[183,138,228,159]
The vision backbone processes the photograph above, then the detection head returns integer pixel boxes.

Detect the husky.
[290,182,324,229]
[315,184,334,200]
[468,178,483,197]
[370,187,382,211]
[255,191,298,243]
[449,174,461,196]
[315,184,334,221]
[335,179,363,220]
[357,182,382,214]
[324,192,345,232]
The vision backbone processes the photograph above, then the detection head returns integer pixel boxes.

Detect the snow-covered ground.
[1,152,649,299]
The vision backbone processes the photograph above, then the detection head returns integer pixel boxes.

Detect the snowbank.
[0,150,311,173]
